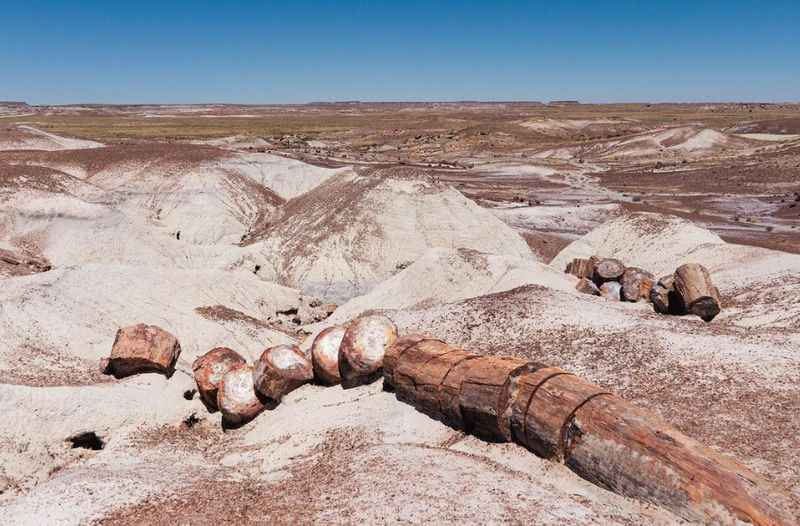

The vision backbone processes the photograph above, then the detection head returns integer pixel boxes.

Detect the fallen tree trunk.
[566,394,792,525]
[674,263,721,321]
[385,345,792,525]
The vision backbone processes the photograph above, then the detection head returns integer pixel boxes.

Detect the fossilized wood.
[594,258,625,283]
[253,344,313,401]
[674,263,721,321]
[515,372,611,459]
[392,339,452,405]
[458,355,532,441]
[102,323,181,379]
[620,267,654,302]
[565,257,597,280]
[650,284,671,314]
[311,325,347,385]
[192,347,247,411]
[565,395,793,525]
[217,364,265,427]
[599,281,621,301]
[339,314,397,388]
[382,333,429,390]
[575,277,600,296]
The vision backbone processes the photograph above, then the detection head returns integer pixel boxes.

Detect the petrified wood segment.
[599,281,621,301]
[575,277,600,296]
[253,344,313,401]
[565,257,597,280]
[102,323,181,379]
[386,344,792,525]
[565,395,793,525]
[382,333,429,390]
[594,258,625,283]
[458,356,532,441]
[339,314,397,388]
[311,326,347,385]
[217,364,265,427]
[674,263,721,322]
[620,267,654,302]
[192,347,247,411]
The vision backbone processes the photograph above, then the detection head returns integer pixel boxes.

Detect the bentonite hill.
[0,102,799,525]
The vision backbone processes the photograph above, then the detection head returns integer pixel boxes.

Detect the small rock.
[575,278,600,296]
[599,281,622,301]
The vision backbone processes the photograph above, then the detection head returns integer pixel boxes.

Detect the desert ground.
[0,100,798,524]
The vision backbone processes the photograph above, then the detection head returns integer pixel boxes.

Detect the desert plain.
[0,100,798,524]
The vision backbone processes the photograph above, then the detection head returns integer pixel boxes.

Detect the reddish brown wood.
[575,277,600,296]
[458,355,531,441]
[565,257,597,280]
[192,347,247,411]
[311,325,347,385]
[565,395,794,525]
[217,364,265,427]
[253,344,313,401]
[518,373,610,459]
[594,258,625,283]
[674,263,721,321]
[339,314,397,388]
[382,333,429,389]
[620,267,655,302]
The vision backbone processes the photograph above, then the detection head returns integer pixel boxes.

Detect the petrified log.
[594,258,625,283]
[565,257,597,280]
[565,394,793,525]
[192,347,247,411]
[382,333,429,390]
[509,371,610,459]
[338,315,397,388]
[217,363,265,427]
[575,277,600,296]
[386,344,793,524]
[458,356,533,441]
[620,267,654,302]
[253,344,313,401]
[310,326,347,385]
[599,281,621,301]
[101,324,181,379]
[674,263,721,322]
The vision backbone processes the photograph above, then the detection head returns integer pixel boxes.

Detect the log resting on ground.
[620,267,655,302]
[594,258,625,283]
[192,347,247,411]
[383,344,792,525]
[565,257,597,280]
[101,324,181,379]
[674,263,721,322]
[253,344,313,401]
[217,364,265,427]
[311,326,347,385]
[338,314,397,388]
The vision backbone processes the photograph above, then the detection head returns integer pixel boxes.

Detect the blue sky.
[2,1,798,104]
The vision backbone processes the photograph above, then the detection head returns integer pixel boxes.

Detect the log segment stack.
[383,338,793,525]
[565,257,722,322]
